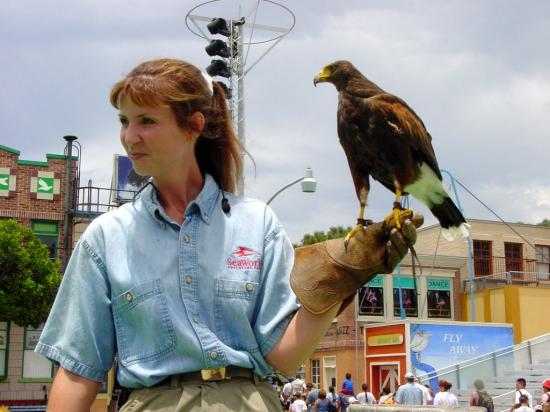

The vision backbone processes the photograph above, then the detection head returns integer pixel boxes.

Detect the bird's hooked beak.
[313,66,332,87]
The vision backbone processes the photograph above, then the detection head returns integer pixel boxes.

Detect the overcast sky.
[2,0,550,242]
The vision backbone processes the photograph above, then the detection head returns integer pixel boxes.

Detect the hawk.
[314,60,469,244]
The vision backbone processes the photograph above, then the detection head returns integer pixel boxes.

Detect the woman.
[378,387,394,405]
[433,380,458,407]
[314,389,331,411]
[36,58,420,411]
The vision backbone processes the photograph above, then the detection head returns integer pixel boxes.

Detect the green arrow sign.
[37,177,54,193]
[0,174,9,190]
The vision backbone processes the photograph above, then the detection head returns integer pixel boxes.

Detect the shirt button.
[125,292,133,302]
[210,351,218,360]
[183,234,190,244]
[245,283,254,292]
[203,214,209,223]
[185,276,193,284]
[192,316,199,323]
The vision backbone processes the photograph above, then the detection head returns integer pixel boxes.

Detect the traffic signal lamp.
[205,39,231,58]
[207,18,231,37]
[206,59,231,78]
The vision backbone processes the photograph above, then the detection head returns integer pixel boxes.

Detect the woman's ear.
[187,112,206,134]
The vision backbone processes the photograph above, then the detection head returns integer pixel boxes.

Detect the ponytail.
[195,81,243,193]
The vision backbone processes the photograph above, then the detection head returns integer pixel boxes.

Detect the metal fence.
[416,333,550,390]
[74,180,136,216]
[463,272,550,292]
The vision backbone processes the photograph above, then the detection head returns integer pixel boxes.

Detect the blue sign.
[410,322,513,390]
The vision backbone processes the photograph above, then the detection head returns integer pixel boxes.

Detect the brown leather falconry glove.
[290,211,424,315]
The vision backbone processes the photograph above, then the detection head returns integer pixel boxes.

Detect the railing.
[73,180,137,216]
[473,256,537,277]
[416,333,550,390]
[463,271,550,292]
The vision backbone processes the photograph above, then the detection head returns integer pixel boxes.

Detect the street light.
[266,167,317,205]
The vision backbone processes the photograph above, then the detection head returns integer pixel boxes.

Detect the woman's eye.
[142,117,155,125]
[119,117,128,126]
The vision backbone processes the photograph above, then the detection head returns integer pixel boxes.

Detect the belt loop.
[170,375,179,388]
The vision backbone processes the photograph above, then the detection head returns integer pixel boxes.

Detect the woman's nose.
[121,122,140,146]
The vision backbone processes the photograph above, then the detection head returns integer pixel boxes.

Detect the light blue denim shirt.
[36,174,300,388]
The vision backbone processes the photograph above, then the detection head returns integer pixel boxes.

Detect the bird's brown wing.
[337,94,372,200]
[365,93,441,180]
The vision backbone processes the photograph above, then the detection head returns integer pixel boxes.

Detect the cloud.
[1,0,549,243]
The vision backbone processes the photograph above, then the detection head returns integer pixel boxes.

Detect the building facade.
[0,144,77,406]
[303,219,550,393]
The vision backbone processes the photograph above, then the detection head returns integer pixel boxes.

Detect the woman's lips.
[129,153,147,161]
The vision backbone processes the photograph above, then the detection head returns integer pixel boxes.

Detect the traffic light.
[205,39,231,58]
[206,59,231,78]
[207,18,231,37]
[204,17,235,99]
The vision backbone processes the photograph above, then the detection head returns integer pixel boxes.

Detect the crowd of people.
[271,373,550,412]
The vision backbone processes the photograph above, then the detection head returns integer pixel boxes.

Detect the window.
[32,221,59,259]
[427,278,452,319]
[505,242,523,272]
[22,325,53,380]
[536,245,550,274]
[0,321,9,380]
[311,359,320,388]
[358,275,384,316]
[393,277,418,317]
[473,240,492,277]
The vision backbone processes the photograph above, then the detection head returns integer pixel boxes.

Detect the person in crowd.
[512,394,534,412]
[292,375,307,397]
[35,57,421,412]
[290,392,308,412]
[313,389,331,412]
[424,383,435,404]
[339,390,360,412]
[306,382,320,412]
[541,378,550,405]
[341,373,355,395]
[470,379,494,412]
[356,383,376,404]
[327,386,340,411]
[433,379,459,407]
[515,378,533,408]
[395,373,424,405]
[413,378,432,405]
[378,387,394,405]
[283,377,296,410]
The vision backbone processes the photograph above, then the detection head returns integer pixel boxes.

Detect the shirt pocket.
[214,278,260,352]
[112,278,176,366]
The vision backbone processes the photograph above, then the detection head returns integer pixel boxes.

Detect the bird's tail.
[430,196,470,241]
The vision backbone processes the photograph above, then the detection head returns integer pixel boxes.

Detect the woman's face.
[118,97,196,179]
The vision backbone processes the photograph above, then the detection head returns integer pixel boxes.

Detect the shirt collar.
[140,174,220,227]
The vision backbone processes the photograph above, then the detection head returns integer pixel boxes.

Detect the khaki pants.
[120,374,283,412]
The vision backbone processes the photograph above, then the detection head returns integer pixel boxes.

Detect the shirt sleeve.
[35,233,116,382]
[250,222,300,368]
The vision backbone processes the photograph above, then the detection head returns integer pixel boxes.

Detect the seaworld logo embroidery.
[226,246,261,270]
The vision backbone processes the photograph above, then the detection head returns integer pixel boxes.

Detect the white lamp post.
[266,167,317,205]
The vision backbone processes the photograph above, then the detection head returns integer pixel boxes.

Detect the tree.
[537,219,550,227]
[0,219,61,327]
[298,226,353,247]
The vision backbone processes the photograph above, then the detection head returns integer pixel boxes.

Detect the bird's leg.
[384,188,414,229]
[344,188,373,250]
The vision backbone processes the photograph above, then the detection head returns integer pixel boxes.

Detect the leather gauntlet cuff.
[290,236,381,315]
[289,212,422,316]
